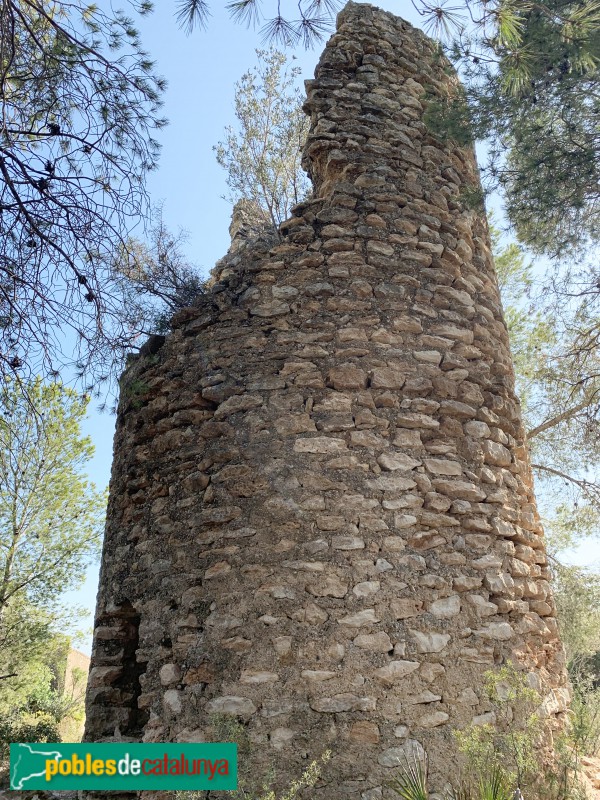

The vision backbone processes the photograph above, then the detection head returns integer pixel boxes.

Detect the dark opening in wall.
[88,600,149,739]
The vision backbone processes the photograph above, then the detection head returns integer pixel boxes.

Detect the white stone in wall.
[273,636,292,655]
[310,694,376,713]
[466,595,498,617]
[374,661,420,686]
[378,740,426,768]
[159,664,181,686]
[301,671,337,682]
[205,696,258,716]
[163,690,182,714]
[410,631,451,653]
[240,670,280,684]
[417,711,449,728]
[353,632,393,652]
[428,595,461,617]
[377,453,421,472]
[338,609,380,627]
[424,459,462,476]
[270,728,296,750]
[474,622,514,640]
[353,581,381,598]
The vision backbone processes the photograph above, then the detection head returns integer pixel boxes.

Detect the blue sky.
[62,0,599,654]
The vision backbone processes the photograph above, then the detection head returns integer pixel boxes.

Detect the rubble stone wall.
[84,4,569,797]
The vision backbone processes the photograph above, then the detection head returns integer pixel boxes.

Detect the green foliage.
[541,732,590,800]
[454,665,541,791]
[415,0,600,259]
[390,753,516,800]
[208,713,250,756]
[215,49,310,230]
[179,0,600,257]
[0,378,104,620]
[255,750,330,800]
[494,240,549,383]
[0,628,87,766]
[389,667,564,800]
[389,755,428,800]
[0,376,103,740]
[452,663,600,799]
[478,767,512,800]
[570,683,600,758]
[447,663,594,799]
[493,202,600,800]
[553,564,600,673]
[174,749,331,800]
[448,784,473,800]
[423,90,474,147]
[122,377,151,410]
[0,712,61,761]
[493,225,600,532]
[458,185,486,212]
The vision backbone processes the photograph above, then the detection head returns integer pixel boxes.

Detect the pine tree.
[0,378,104,647]
[0,1,166,386]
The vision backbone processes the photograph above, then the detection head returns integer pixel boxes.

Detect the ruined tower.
[84,4,570,796]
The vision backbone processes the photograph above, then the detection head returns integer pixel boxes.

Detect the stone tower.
[84,4,570,797]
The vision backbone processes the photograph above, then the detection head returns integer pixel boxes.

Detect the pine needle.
[389,755,429,800]
[226,0,261,29]
[175,0,210,33]
[420,2,466,41]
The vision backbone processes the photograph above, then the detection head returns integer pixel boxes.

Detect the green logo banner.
[10,742,237,790]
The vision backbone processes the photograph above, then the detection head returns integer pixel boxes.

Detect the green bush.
[453,664,541,792]
[570,683,600,758]
[0,712,61,761]
[389,663,597,800]
[174,749,331,800]
[389,757,518,800]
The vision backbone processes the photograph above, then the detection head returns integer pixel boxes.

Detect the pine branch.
[527,400,592,439]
